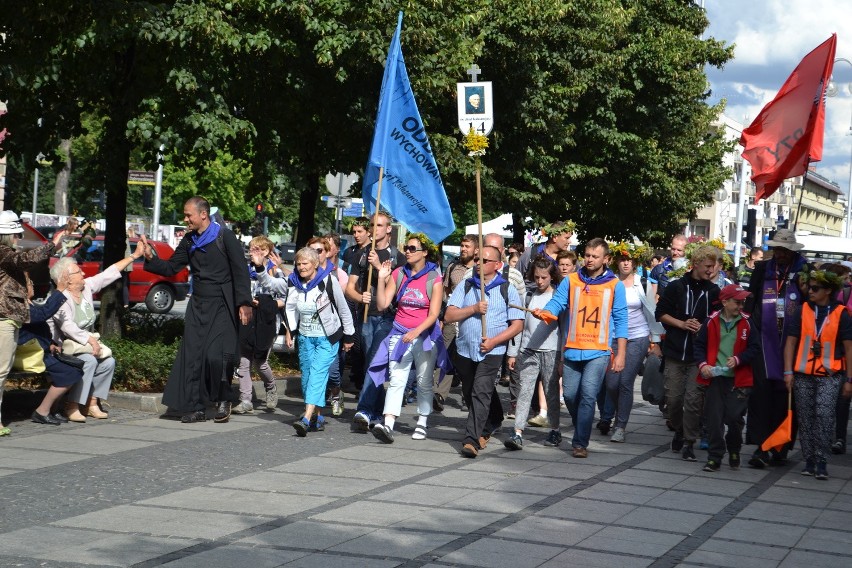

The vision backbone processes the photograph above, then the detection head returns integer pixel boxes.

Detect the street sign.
[457,81,494,136]
[324,196,353,209]
[324,172,359,197]
[321,195,363,217]
[128,170,156,186]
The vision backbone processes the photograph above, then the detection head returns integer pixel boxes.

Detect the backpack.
[315,275,343,343]
[463,279,510,306]
[394,268,440,302]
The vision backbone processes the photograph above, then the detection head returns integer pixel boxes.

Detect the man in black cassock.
[140,196,252,423]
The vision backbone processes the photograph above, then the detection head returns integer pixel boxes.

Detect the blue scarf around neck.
[466,271,508,296]
[189,221,221,254]
[288,261,335,294]
[577,267,617,291]
[395,262,438,304]
[249,259,276,280]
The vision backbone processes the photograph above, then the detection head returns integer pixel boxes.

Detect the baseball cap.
[719,284,751,301]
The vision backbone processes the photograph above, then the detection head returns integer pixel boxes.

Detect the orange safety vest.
[794,303,846,376]
[565,272,618,351]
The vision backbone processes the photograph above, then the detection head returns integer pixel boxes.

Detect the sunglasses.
[808,285,825,292]
[311,248,325,254]
[403,246,424,253]
[474,257,499,264]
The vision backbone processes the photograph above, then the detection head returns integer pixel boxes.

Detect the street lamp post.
[828,57,852,238]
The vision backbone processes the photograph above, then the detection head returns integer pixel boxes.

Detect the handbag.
[13,338,47,373]
[62,332,113,359]
[54,352,86,370]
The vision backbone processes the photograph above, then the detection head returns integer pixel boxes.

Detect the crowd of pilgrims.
[2,208,850,481]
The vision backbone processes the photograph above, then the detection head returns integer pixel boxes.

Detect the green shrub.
[122,311,185,344]
[110,338,178,392]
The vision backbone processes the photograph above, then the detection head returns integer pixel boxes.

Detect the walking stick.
[364,167,384,323]
[475,157,486,339]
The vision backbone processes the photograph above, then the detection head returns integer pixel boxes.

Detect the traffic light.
[745,208,757,248]
[255,203,264,220]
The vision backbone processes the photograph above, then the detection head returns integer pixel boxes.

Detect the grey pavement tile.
[712,518,808,547]
[439,536,564,568]
[54,504,268,540]
[759,486,836,508]
[644,490,733,514]
[0,525,198,566]
[281,552,402,568]
[68,424,212,443]
[321,445,419,462]
[392,508,506,534]
[685,550,779,568]
[616,507,711,534]
[495,445,575,462]
[608,469,690,489]
[1,432,155,455]
[779,550,852,568]
[635,455,768,479]
[128,416,261,432]
[337,461,434,482]
[565,449,636,466]
[573,482,664,505]
[139,487,334,516]
[211,471,388,498]
[613,432,672,446]
[417,470,513,490]
[539,496,636,524]
[737,500,823,526]
[270,456,372,475]
[538,548,653,568]
[451,489,546,514]
[491,517,606,546]
[829,491,852,510]
[813,508,852,529]
[577,526,685,557]
[370,483,473,506]
[311,501,426,526]
[775,472,848,492]
[796,527,852,555]
[526,462,609,480]
[0,467,24,477]
[237,520,373,548]
[159,545,307,567]
[459,456,552,474]
[0,446,93,469]
[328,527,458,559]
[696,537,788,562]
[588,441,657,456]
[671,476,753,497]
[489,474,581,495]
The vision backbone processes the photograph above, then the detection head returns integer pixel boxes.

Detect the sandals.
[412,426,428,440]
[180,411,207,423]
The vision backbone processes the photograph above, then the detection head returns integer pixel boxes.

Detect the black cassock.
[145,226,251,413]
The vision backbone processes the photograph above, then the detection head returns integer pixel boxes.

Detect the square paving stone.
[451,489,546,514]
[0,447,93,469]
[489,474,580,495]
[392,508,505,534]
[607,469,689,489]
[577,526,685,557]
[328,527,458,559]
[459,457,551,475]
[0,468,23,477]
[370,483,472,507]
[496,445,574,462]
[2,432,155,455]
[321,445,418,462]
[237,520,373,548]
[813,508,852,529]
[417,470,512,490]
[671,476,753,497]
[538,548,653,568]
[491,517,606,546]
[159,544,308,567]
[737,501,822,526]
[758,486,835,508]
[68,424,212,443]
[128,417,260,433]
[796,527,852,555]
[712,518,808,547]
[270,456,372,476]
[539,497,636,524]
[282,552,402,568]
[440,536,564,568]
[311,501,425,526]
[686,538,787,568]
[526,462,609,480]
[0,525,198,566]
[211,471,387,497]
[54,504,268,540]
[574,482,664,505]
[139,487,333,516]
[616,507,711,534]
[779,550,851,568]
[644,490,733,514]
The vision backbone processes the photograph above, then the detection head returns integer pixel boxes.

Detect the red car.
[53,236,190,313]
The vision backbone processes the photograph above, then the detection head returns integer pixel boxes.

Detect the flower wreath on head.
[665,236,732,280]
[796,267,843,291]
[540,220,577,240]
[405,232,439,261]
[608,241,650,268]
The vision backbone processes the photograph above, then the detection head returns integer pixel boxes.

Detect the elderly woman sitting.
[49,249,142,421]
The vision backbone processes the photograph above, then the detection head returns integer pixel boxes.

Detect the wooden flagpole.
[364,167,384,322]
[475,157,487,338]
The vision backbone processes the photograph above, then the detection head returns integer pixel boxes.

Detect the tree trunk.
[295,173,319,248]
[54,138,71,215]
[512,212,526,245]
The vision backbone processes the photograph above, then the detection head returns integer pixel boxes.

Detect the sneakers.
[703,459,721,472]
[372,423,394,444]
[506,412,516,419]
[292,417,310,437]
[610,427,626,443]
[831,439,846,454]
[748,450,769,469]
[232,400,254,414]
[265,384,278,410]
[597,420,611,436]
[543,430,563,447]
[460,398,469,412]
[504,433,524,451]
[729,453,741,470]
[681,442,696,461]
[461,443,478,458]
[331,397,344,416]
[310,415,326,432]
[527,414,549,428]
[801,459,816,476]
[815,461,828,480]
[671,432,684,453]
[572,446,588,458]
[352,411,370,433]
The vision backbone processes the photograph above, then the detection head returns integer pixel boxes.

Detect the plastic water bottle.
[709,365,729,376]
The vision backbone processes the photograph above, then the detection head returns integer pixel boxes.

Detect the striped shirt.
[448,278,524,362]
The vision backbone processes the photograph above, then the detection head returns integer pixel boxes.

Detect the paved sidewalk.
[1,385,850,568]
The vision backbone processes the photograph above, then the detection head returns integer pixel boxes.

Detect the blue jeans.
[355,313,394,420]
[604,336,650,429]
[563,355,611,449]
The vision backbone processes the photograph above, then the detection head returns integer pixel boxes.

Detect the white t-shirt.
[519,288,559,351]
[625,284,650,340]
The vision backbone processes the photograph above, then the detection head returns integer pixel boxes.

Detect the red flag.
[740,34,836,202]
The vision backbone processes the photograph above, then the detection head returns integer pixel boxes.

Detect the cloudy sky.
[704,0,852,197]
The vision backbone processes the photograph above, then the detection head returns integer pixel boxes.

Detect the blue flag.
[363,12,455,244]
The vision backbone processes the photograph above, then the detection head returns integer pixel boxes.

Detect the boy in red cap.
[693,284,761,471]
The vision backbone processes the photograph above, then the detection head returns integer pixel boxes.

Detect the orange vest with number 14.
[565,272,618,351]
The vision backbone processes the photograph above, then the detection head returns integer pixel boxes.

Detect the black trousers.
[703,377,750,461]
[453,353,504,448]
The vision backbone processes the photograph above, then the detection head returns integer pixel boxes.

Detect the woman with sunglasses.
[369,234,445,442]
[782,270,852,480]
